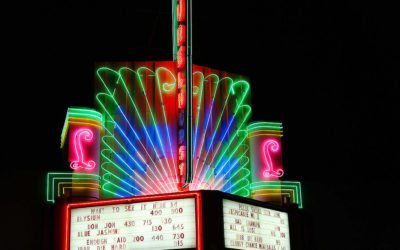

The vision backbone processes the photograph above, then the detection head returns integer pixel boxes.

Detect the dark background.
[3,0,399,249]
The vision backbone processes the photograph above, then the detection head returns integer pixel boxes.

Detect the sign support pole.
[174,0,193,189]
[185,0,193,185]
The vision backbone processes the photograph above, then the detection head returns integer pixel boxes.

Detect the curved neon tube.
[70,128,96,170]
[261,139,284,178]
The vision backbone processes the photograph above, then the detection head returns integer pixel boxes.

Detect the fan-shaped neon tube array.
[95,62,251,198]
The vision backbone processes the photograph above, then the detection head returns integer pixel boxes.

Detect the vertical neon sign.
[247,122,284,182]
[247,122,285,203]
[62,107,102,200]
[174,0,193,188]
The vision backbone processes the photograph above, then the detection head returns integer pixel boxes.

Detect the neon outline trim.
[63,191,203,250]
[251,181,303,208]
[46,173,100,203]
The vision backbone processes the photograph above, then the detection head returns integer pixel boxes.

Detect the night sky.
[3,0,399,249]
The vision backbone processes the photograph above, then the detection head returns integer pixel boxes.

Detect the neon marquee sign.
[176,0,186,185]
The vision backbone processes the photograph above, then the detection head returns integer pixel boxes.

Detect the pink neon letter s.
[70,128,96,170]
[262,139,284,178]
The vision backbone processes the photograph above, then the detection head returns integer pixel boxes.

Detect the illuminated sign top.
[68,195,198,250]
[223,199,290,250]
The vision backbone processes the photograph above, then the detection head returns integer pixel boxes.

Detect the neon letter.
[179,162,186,175]
[178,25,186,46]
[70,128,96,170]
[261,139,284,177]
[177,46,186,69]
[177,0,186,22]
[178,71,186,89]
[178,90,186,109]
[179,145,186,161]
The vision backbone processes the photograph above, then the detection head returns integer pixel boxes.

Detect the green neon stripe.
[57,182,100,197]
[253,189,295,203]
[231,179,250,196]
[103,181,133,197]
[248,121,282,127]
[47,172,100,202]
[61,107,103,148]
[68,108,103,120]
[250,181,303,208]
[172,0,178,60]
[229,80,250,113]
[247,122,282,132]
[68,112,102,122]
[102,172,142,195]
[46,172,100,203]
[248,125,282,131]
